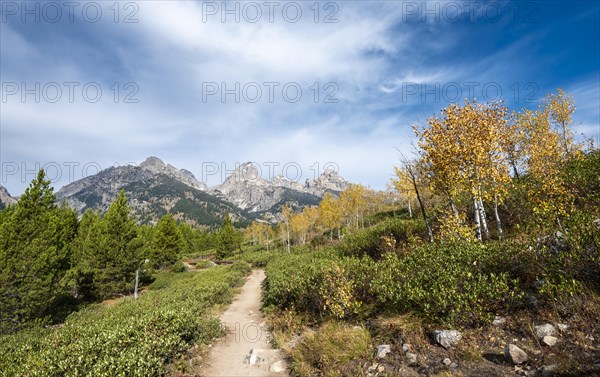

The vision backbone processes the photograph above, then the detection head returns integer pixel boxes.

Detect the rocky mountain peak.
[302,169,348,196]
[140,156,166,173]
[271,175,304,191]
[218,162,266,192]
[231,162,260,181]
[139,157,206,191]
[179,169,196,180]
[213,162,350,213]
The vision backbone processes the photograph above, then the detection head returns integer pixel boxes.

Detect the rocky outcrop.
[56,157,245,226]
[139,156,207,191]
[304,168,348,196]
[214,162,348,214]
[0,185,17,208]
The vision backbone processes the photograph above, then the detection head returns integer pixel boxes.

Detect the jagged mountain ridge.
[213,162,348,213]
[56,158,248,226]
[139,156,207,191]
[53,157,349,225]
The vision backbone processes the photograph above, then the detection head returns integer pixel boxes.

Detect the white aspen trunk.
[473,197,482,241]
[478,196,489,239]
[134,269,139,300]
[330,229,333,241]
[408,200,413,218]
[493,195,503,240]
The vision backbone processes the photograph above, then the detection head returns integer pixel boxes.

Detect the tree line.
[242,89,597,250]
[243,184,397,252]
[0,171,210,334]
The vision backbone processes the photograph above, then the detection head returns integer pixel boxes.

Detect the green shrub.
[263,250,376,319]
[564,149,600,212]
[265,240,527,326]
[233,249,281,267]
[169,260,187,273]
[373,241,524,326]
[533,212,598,299]
[336,218,426,259]
[0,265,250,376]
[263,251,337,312]
[483,217,600,303]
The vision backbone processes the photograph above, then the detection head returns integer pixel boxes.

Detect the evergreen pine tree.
[0,170,74,332]
[216,214,242,259]
[150,214,182,269]
[68,209,101,299]
[90,190,142,299]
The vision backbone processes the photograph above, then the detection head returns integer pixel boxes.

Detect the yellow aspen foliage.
[318,192,343,240]
[416,100,512,239]
[339,184,369,230]
[436,209,477,243]
[545,88,578,156]
[516,106,572,223]
[392,166,417,215]
[291,206,319,244]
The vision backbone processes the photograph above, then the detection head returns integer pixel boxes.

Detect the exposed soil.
[201,270,289,377]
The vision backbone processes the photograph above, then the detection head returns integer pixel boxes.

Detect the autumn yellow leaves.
[246,90,583,247]
[397,89,582,241]
[244,185,394,250]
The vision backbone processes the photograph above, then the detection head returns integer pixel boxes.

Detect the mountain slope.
[56,157,249,226]
[55,158,350,225]
[214,162,348,213]
[0,185,17,210]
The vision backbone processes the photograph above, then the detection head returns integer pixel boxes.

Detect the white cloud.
[1,1,597,196]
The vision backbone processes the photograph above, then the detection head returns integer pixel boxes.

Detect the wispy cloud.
[1,1,598,194]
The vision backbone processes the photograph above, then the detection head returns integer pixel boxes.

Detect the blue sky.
[1,0,599,195]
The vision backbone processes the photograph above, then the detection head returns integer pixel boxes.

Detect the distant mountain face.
[56,157,248,226]
[139,156,207,191]
[53,157,350,226]
[0,185,17,210]
[213,162,348,214]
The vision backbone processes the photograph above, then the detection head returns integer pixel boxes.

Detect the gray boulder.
[535,324,556,338]
[434,330,462,349]
[504,344,528,364]
[376,344,391,359]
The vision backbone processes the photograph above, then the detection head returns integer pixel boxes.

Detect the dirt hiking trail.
[202,270,289,377]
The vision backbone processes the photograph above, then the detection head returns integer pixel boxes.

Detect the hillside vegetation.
[0,89,598,376]
[248,91,599,376]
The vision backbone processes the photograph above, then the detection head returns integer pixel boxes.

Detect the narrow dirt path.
[201,270,288,377]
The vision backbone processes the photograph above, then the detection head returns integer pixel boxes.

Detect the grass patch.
[290,322,372,377]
